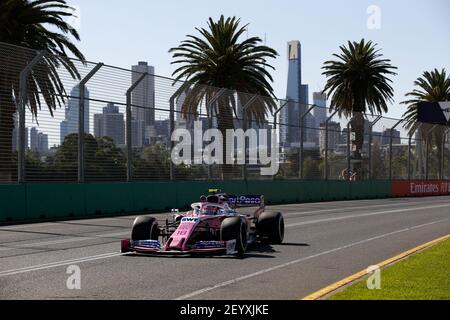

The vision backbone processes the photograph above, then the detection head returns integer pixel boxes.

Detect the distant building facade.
[93,103,125,146]
[280,41,311,148]
[30,127,49,153]
[60,85,90,144]
[319,121,341,154]
[131,61,155,147]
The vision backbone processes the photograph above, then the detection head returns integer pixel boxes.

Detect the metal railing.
[0,41,449,184]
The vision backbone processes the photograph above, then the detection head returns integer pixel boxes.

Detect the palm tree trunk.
[0,82,16,182]
[350,111,365,176]
[216,99,234,180]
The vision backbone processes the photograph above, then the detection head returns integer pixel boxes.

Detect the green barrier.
[0,180,394,223]
[302,181,327,202]
[26,183,85,219]
[246,180,302,204]
[85,183,133,215]
[325,180,351,201]
[131,182,176,212]
[371,180,392,198]
[0,184,27,222]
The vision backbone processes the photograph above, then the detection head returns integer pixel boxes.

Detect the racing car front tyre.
[220,217,248,256]
[257,212,284,244]
[131,216,160,241]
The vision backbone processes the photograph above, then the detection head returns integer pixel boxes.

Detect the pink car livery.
[120,190,285,257]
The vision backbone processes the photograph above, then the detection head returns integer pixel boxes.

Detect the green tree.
[49,134,126,181]
[169,15,278,178]
[371,142,385,179]
[322,39,397,170]
[0,0,84,181]
[303,156,322,180]
[133,144,171,180]
[402,69,450,132]
[402,69,450,178]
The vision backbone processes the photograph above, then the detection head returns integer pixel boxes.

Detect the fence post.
[18,51,45,184]
[273,100,289,130]
[299,104,315,179]
[368,116,382,179]
[78,63,103,183]
[126,72,147,182]
[346,121,351,177]
[425,125,437,180]
[169,85,191,181]
[205,88,226,180]
[324,110,338,180]
[241,94,258,181]
[440,129,449,179]
[408,134,413,181]
[408,124,422,180]
[388,119,403,180]
[271,99,289,181]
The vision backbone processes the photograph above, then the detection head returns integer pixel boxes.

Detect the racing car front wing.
[121,239,238,256]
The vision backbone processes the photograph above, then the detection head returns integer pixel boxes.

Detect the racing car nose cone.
[169,237,185,250]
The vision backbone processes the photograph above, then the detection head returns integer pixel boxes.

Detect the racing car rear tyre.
[131,216,160,241]
[257,212,284,244]
[220,217,248,255]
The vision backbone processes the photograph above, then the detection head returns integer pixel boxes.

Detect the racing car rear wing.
[207,189,265,209]
[228,195,265,208]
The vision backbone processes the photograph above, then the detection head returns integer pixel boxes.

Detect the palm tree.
[169,15,278,178]
[322,39,397,166]
[402,69,450,178]
[402,68,450,131]
[0,0,84,181]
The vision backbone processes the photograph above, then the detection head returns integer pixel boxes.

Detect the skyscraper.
[30,127,38,152]
[93,103,125,146]
[131,61,155,147]
[313,92,327,144]
[12,112,28,152]
[37,132,48,153]
[313,92,327,127]
[281,41,310,147]
[60,85,90,144]
[30,127,49,153]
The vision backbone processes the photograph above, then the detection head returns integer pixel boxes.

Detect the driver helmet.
[201,205,221,216]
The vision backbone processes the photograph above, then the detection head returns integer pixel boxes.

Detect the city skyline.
[69,0,449,121]
[20,0,450,151]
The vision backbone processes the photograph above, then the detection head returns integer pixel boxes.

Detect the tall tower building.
[313,92,327,144]
[313,92,327,126]
[37,132,49,153]
[93,103,125,146]
[60,85,90,144]
[30,127,38,152]
[131,61,155,147]
[281,41,310,147]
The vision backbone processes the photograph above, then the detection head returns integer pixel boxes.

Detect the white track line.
[0,252,123,277]
[0,217,136,230]
[0,231,129,252]
[1,196,446,231]
[175,217,450,300]
[1,201,440,252]
[282,200,443,218]
[1,201,449,278]
[285,203,450,228]
[0,201,432,251]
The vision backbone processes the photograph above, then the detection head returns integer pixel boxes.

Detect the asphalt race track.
[0,196,449,300]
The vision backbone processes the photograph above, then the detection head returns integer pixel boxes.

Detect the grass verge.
[329,237,450,300]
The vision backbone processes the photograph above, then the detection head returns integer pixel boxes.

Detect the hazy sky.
[68,0,449,120]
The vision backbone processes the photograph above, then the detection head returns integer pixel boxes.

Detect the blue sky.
[69,0,449,119]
